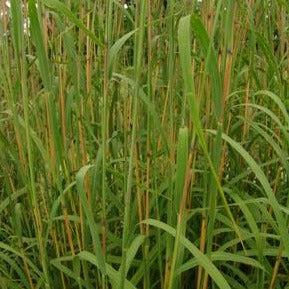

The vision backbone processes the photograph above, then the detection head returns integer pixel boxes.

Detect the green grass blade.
[143,219,231,289]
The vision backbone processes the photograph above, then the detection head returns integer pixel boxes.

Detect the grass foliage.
[1,0,289,288]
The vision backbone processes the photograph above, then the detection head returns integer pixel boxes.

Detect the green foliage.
[1,0,289,288]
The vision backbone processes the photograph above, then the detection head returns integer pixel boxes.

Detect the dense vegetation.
[1,0,289,288]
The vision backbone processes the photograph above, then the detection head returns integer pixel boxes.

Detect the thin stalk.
[120,2,147,289]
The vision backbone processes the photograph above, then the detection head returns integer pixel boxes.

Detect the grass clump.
[1,0,289,288]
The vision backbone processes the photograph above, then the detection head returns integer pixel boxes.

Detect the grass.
[1,0,289,288]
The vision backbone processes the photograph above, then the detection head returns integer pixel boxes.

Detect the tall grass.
[1,0,289,288]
